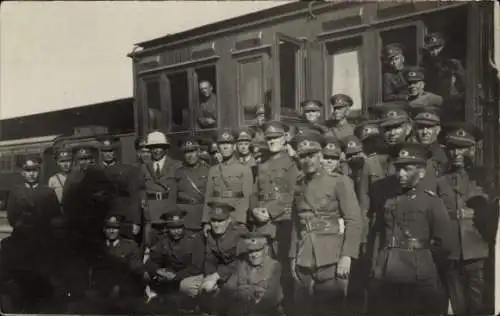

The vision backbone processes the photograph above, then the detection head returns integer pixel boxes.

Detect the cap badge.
[363,126,377,135]
[26,160,35,167]
[222,132,231,140]
[347,141,357,149]
[214,207,223,215]
[172,215,180,221]
[387,110,398,118]
[408,72,416,77]
[185,141,192,146]
[456,129,466,137]
[108,216,118,223]
[423,113,432,119]
[60,152,68,157]
[103,140,111,146]
[78,149,87,155]
[326,143,336,150]
[399,150,409,157]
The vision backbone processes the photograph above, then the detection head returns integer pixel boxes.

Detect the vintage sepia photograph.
[0,1,499,315]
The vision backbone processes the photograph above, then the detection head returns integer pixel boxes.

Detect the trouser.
[443,259,485,315]
[368,276,446,315]
[344,257,371,315]
[293,264,347,316]
[179,274,222,313]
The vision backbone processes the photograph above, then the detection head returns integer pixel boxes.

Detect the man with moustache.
[326,94,355,140]
[289,131,362,316]
[406,67,443,110]
[251,121,299,314]
[436,122,492,315]
[175,137,210,232]
[197,80,217,129]
[201,129,253,232]
[48,148,73,205]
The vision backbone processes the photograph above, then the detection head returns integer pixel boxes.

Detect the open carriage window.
[166,71,190,132]
[236,55,266,125]
[194,65,218,130]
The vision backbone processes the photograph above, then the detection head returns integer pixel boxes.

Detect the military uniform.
[48,148,73,204]
[289,133,362,316]
[175,138,210,231]
[406,68,444,109]
[325,94,356,139]
[198,93,217,129]
[436,123,491,315]
[236,128,258,180]
[222,232,284,316]
[382,44,408,101]
[299,100,329,134]
[370,144,452,315]
[202,129,253,224]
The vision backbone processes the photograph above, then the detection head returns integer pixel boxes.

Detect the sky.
[0,1,286,119]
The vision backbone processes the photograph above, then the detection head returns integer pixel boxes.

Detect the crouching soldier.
[144,208,203,312]
[289,132,363,316]
[222,232,284,316]
[370,143,452,315]
[180,202,248,314]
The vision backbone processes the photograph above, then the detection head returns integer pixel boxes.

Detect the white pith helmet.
[146,131,170,148]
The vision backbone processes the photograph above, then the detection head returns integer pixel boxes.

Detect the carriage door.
[273,33,306,121]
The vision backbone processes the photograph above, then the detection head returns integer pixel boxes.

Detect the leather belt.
[259,192,287,201]
[386,238,428,250]
[213,190,244,198]
[147,192,169,200]
[177,196,202,205]
[448,208,475,220]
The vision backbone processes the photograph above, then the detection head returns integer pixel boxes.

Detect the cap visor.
[393,158,426,165]
[380,118,407,128]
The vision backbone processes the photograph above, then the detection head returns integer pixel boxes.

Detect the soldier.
[354,119,383,156]
[201,129,253,230]
[436,122,492,315]
[145,209,204,311]
[175,137,210,232]
[236,127,257,171]
[251,105,267,143]
[73,146,97,170]
[406,67,444,109]
[135,136,151,164]
[382,43,409,101]
[321,135,343,175]
[48,147,73,205]
[7,157,61,240]
[370,143,452,315]
[142,131,179,245]
[325,94,355,139]
[289,132,362,316]
[99,135,143,240]
[197,137,212,165]
[252,140,269,165]
[197,80,218,129]
[422,32,466,120]
[179,202,248,314]
[299,100,329,134]
[208,140,223,165]
[413,106,448,177]
[222,231,284,316]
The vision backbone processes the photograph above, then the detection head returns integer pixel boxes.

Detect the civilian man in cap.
[142,131,180,245]
[413,107,448,177]
[144,208,203,311]
[289,132,362,316]
[299,100,329,134]
[180,202,248,314]
[406,67,443,109]
[201,129,253,230]
[251,121,299,313]
[99,135,143,240]
[422,32,466,119]
[48,147,73,205]
[382,43,409,101]
[436,122,492,315]
[326,94,355,140]
[175,137,210,232]
[236,127,257,170]
[197,80,218,129]
[135,136,151,164]
[251,105,267,143]
[222,231,284,316]
[7,157,61,240]
[369,143,451,315]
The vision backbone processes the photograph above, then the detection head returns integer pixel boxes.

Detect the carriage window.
[0,154,13,173]
[237,56,265,124]
[278,39,303,117]
[326,37,363,114]
[195,65,218,130]
[167,71,190,132]
[144,79,163,131]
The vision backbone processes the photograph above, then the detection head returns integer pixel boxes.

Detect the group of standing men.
[0,32,496,316]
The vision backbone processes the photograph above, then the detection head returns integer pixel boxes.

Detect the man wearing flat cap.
[180,201,248,314]
[382,43,409,101]
[251,105,267,143]
[73,145,97,170]
[369,143,452,315]
[7,156,61,242]
[48,147,73,205]
[222,231,284,316]
[299,100,329,134]
[405,66,443,110]
[175,137,210,232]
[142,131,180,245]
[236,127,257,169]
[289,132,362,316]
[436,122,492,315]
[326,94,356,140]
[201,129,253,231]
[321,135,343,176]
[134,136,151,164]
[144,208,203,309]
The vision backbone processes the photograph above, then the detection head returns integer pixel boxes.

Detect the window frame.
[273,32,306,121]
[163,68,192,133]
[139,74,166,133]
[191,62,221,133]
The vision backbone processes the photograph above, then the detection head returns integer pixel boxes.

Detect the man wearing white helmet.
[142,131,181,245]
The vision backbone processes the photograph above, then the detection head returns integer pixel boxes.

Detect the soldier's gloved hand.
[203,223,211,237]
[201,274,219,292]
[336,256,351,279]
[132,224,141,235]
[290,259,299,283]
[252,207,270,223]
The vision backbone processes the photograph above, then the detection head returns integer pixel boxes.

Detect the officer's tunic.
[436,167,491,314]
[427,142,449,178]
[47,173,68,204]
[325,120,355,140]
[370,183,452,315]
[7,184,61,233]
[222,256,283,316]
[408,92,444,109]
[143,158,179,223]
[202,157,253,224]
[382,70,408,101]
[175,162,210,230]
[289,170,362,315]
